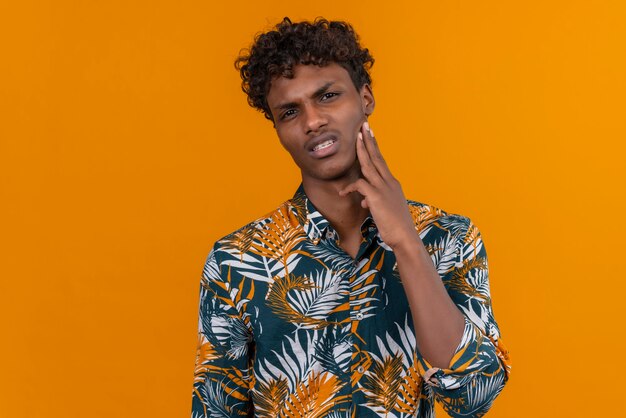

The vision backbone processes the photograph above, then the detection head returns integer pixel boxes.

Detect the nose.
[303,103,328,134]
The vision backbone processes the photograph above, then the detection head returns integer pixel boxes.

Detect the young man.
[192,18,511,418]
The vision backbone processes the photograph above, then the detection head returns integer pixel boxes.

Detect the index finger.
[356,131,384,185]
[362,122,394,181]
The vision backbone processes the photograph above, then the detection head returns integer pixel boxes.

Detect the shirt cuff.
[418,315,509,390]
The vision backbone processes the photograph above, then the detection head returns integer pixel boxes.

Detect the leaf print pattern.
[254,377,289,418]
[192,184,510,417]
[280,371,348,418]
[266,273,343,329]
[313,326,352,378]
[362,354,404,414]
[250,205,311,276]
[221,225,257,261]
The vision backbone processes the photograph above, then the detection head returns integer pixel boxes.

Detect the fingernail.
[358,132,363,142]
[364,121,370,132]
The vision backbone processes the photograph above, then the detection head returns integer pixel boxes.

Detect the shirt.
[191,184,511,418]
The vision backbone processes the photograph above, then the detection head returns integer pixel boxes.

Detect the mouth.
[307,133,339,159]
[312,139,336,152]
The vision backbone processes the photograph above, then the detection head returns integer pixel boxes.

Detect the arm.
[191,245,254,418]
[392,230,465,368]
[411,217,511,417]
[340,121,511,416]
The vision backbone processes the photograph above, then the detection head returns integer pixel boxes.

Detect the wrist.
[389,229,422,254]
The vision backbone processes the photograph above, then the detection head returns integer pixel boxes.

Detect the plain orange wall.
[1,1,625,417]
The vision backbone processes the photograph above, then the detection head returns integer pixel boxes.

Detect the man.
[192,17,510,417]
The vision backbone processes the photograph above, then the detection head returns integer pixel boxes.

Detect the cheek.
[343,105,365,128]
[345,112,365,140]
[277,134,304,161]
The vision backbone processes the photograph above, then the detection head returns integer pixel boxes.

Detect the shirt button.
[357,366,365,374]
[355,312,364,320]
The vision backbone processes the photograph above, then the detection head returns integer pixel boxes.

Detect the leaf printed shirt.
[192,184,511,418]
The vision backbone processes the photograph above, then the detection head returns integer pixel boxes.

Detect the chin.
[307,161,360,182]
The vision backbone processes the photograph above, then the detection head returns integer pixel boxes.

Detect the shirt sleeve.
[416,217,512,417]
[191,244,254,418]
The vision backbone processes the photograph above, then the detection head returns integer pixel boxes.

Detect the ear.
[360,84,375,116]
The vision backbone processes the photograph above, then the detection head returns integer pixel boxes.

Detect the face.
[266,63,375,185]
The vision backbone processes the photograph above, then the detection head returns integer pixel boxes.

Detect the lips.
[306,132,339,158]
[313,139,335,152]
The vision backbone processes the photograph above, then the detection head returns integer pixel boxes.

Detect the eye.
[321,92,339,101]
[281,108,297,120]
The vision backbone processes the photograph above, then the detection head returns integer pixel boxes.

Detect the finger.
[362,122,392,178]
[338,178,374,197]
[362,121,394,181]
[355,131,383,185]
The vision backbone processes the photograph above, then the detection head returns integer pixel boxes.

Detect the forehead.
[266,63,353,104]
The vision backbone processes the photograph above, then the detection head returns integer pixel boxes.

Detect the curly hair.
[235,17,375,121]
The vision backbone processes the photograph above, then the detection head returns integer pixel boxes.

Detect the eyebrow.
[273,81,335,111]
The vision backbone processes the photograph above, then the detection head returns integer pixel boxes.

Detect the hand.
[339,122,420,250]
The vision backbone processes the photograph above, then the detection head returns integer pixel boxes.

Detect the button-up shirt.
[192,184,511,417]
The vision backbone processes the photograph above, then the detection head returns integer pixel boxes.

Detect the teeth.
[313,140,334,151]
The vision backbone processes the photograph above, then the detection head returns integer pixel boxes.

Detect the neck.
[302,174,369,239]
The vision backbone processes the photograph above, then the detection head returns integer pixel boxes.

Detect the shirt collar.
[290,183,376,245]
[290,184,330,244]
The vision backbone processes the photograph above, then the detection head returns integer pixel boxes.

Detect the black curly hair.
[235,17,375,122]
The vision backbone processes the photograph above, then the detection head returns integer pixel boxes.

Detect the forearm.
[393,218,511,416]
[393,232,465,369]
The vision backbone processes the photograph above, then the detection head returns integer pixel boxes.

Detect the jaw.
[300,152,361,185]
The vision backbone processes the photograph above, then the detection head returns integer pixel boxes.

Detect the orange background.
[1,1,625,417]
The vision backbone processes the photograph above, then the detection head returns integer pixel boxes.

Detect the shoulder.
[406,199,488,272]
[210,198,298,258]
[405,198,477,241]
